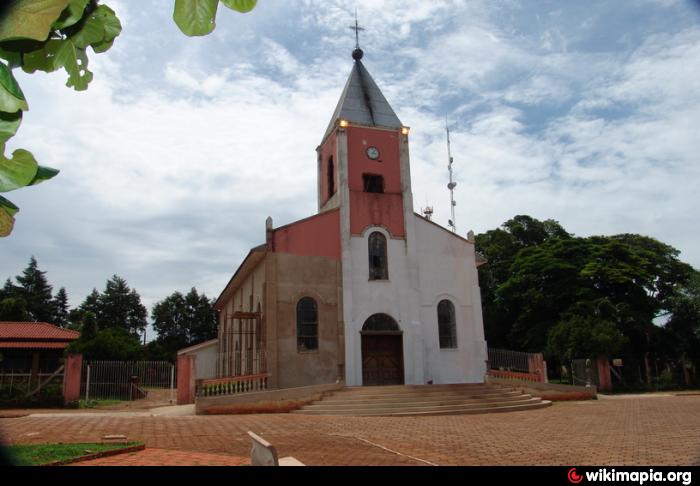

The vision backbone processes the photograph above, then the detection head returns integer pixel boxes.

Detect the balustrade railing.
[487,348,547,383]
[196,373,269,398]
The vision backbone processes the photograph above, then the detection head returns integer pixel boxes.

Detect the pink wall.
[597,356,612,392]
[177,354,196,405]
[346,126,405,237]
[349,192,405,237]
[347,126,402,193]
[273,209,341,261]
[62,353,82,405]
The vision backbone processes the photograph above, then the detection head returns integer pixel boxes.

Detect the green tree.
[52,286,69,327]
[95,275,147,337]
[78,288,100,316]
[547,314,628,363]
[151,287,218,361]
[661,271,700,384]
[475,215,571,349]
[80,310,98,341]
[65,287,100,329]
[476,215,697,386]
[0,277,18,300]
[68,327,142,361]
[15,256,55,322]
[0,296,28,320]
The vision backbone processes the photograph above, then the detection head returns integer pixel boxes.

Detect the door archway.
[360,314,404,386]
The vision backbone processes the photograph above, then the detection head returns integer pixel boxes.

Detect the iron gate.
[81,360,175,402]
[570,358,599,387]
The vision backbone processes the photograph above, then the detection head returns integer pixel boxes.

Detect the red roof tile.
[0,342,70,349]
[0,322,80,341]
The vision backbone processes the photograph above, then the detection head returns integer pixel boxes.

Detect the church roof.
[322,59,402,142]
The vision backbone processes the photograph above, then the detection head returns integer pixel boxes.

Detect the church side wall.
[273,252,342,389]
[217,259,267,377]
[414,216,487,384]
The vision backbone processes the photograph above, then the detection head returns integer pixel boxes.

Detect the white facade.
[340,217,487,386]
[324,54,488,387]
[414,216,488,384]
[334,128,487,386]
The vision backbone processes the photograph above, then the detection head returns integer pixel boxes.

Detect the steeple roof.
[322,59,403,142]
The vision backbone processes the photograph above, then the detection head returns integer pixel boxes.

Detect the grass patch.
[5,442,142,466]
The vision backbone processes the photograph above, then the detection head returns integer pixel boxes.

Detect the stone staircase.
[292,383,551,416]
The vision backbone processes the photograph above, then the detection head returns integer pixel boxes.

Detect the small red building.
[0,322,80,380]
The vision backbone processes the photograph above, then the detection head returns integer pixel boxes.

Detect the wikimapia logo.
[568,468,584,484]
[567,467,693,485]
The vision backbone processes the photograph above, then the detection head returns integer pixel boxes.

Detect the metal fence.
[81,360,175,402]
[488,348,533,373]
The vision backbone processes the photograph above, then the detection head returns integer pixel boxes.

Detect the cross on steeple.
[349,9,365,50]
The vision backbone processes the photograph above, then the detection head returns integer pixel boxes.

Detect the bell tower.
[316,45,413,238]
[316,28,422,386]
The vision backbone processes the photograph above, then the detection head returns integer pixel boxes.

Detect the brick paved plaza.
[1,395,699,466]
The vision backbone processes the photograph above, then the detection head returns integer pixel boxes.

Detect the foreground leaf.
[0,148,38,192]
[52,0,90,30]
[173,0,219,37]
[94,5,122,44]
[0,46,23,68]
[22,39,63,74]
[91,39,114,54]
[0,61,28,112]
[29,165,60,186]
[0,195,18,217]
[54,40,92,91]
[0,203,15,236]
[70,12,106,49]
[0,111,22,146]
[0,0,72,42]
[221,0,257,13]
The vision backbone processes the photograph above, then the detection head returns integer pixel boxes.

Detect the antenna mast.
[446,120,457,232]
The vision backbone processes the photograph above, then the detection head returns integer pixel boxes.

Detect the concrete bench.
[247,431,305,466]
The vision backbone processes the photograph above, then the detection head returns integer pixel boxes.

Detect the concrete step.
[298,396,540,413]
[318,391,526,406]
[293,383,549,417]
[301,393,533,410]
[293,399,552,416]
[339,383,505,394]
[328,386,516,400]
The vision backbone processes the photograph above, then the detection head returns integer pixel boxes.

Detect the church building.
[213,45,488,389]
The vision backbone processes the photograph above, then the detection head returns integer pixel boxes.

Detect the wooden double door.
[361,333,404,386]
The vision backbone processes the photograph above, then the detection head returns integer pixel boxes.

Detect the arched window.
[437,300,457,349]
[296,297,318,351]
[368,232,388,280]
[327,156,335,198]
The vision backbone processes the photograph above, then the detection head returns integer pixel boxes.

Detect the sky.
[2,0,700,338]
